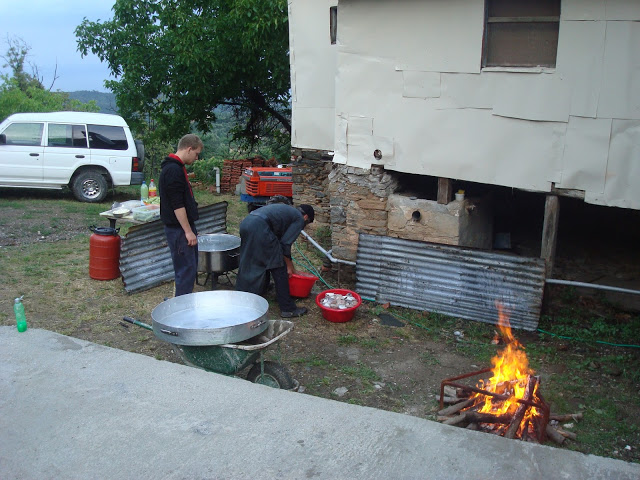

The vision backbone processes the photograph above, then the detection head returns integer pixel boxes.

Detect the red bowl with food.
[315,289,362,323]
[288,273,319,298]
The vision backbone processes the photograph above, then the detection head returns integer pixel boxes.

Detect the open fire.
[438,303,580,444]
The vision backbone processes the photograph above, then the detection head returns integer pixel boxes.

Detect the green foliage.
[192,156,223,186]
[0,78,99,121]
[0,38,100,121]
[76,0,291,153]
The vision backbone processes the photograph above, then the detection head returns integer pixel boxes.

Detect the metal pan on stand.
[196,233,240,289]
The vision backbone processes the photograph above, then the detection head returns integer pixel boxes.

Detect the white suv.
[0,111,144,202]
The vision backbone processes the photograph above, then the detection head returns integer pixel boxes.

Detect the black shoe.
[281,307,308,318]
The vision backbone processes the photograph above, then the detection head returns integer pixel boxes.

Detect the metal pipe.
[546,278,640,296]
[213,167,221,194]
[300,230,356,266]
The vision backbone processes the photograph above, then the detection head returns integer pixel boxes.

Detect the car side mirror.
[0,134,5,145]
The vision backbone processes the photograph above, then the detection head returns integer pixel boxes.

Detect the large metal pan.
[151,291,269,346]
[197,233,240,273]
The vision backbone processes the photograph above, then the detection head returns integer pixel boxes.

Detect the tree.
[0,38,99,121]
[75,0,291,148]
[1,37,44,92]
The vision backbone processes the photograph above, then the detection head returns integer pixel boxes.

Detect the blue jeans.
[164,225,198,296]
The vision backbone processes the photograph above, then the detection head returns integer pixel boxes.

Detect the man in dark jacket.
[236,203,315,317]
[159,134,203,296]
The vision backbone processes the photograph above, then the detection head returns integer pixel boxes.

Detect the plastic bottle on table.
[140,180,149,202]
[148,179,157,198]
[14,296,27,332]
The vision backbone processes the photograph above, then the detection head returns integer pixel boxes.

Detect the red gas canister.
[89,226,121,280]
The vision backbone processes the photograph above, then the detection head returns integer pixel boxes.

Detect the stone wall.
[291,148,494,269]
[291,149,333,237]
[328,164,398,261]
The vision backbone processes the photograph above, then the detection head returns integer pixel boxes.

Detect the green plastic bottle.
[14,296,27,332]
[140,180,149,202]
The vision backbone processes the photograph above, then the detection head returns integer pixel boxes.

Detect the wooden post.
[437,178,453,204]
[541,194,560,277]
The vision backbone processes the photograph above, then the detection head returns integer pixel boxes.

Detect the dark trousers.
[270,265,297,312]
[164,225,198,296]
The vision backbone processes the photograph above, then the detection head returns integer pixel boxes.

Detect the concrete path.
[1,327,638,480]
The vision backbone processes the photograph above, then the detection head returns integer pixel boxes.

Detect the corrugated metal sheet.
[355,234,546,331]
[120,202,229,294]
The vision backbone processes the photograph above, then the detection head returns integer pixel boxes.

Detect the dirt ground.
[1,187,639,462]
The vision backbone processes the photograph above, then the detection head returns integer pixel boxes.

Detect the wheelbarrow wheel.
[246,361,296,390]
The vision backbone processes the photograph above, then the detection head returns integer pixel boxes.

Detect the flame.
[470,302,542,436]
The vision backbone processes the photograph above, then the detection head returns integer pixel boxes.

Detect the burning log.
[438,385,475,405]
[442,411,512,427]
[438,396,461,404]
[436,303,581,446]
[442,413,470,426]
[467,412,512,425]
[437,399,474,416]
[504,376,538,439]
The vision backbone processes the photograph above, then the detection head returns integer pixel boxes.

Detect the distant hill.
[67,90,118,114]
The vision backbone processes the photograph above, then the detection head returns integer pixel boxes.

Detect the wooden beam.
[550,186,585,200]
[541,194,560,276]
[437,178,453,205]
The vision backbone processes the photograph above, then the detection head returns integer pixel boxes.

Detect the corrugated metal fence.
[120,202,229,293]
[356,234,546,331]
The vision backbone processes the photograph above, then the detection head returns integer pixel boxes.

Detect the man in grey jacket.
[236,203,314,317]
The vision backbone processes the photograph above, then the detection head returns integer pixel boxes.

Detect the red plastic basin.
[315,289,362,323]
[289,273,319,298]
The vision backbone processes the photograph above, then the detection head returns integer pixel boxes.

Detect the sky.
[0,0,116,92]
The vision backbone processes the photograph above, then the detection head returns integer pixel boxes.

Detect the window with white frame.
[482,0,560,68]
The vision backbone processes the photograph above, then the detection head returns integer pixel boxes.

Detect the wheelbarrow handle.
[122,316,153,331]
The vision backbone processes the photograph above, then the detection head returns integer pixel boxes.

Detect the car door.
[87,124,132,185]
[43,123,90,185]
[0,122,45,185]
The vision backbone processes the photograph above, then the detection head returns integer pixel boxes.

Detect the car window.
[87,124,128,150]
[1,122,44,146]
[48,124,88,148]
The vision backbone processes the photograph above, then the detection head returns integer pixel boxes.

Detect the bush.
[192,156,224,186]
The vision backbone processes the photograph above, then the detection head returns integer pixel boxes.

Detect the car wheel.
[72,169,108,203]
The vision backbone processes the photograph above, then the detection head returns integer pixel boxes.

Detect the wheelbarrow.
[121,290,297,390]
[123,316,297,390]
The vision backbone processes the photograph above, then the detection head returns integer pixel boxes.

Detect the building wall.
[288,0,337,151]
[289,0,640,210]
